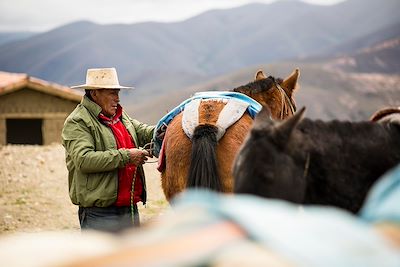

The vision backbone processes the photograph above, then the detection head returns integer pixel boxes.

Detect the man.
[62,68,154,232]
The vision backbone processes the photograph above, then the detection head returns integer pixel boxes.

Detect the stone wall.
[0,87,80,145]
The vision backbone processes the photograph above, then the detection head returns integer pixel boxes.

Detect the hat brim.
[71,84,134,90]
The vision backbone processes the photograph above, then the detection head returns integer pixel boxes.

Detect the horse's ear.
[253,107,274,130]
[273,107,305,146]
[255,69,267,81]
[281,68,300,97]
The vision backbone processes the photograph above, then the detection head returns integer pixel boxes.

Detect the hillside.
[129,61,400,124]
[320,21,400,57]
[0,32,36,46]
[128,20,400,124]
[0,0,399,124]
[0,0,398,88]
[327,37,400,74]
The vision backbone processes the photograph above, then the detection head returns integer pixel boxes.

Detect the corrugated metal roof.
[0,71,83,102]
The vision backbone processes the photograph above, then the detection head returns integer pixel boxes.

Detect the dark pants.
[78,205,140,233]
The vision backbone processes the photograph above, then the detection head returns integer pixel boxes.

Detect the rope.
[130,168,140,226]
[140,141,159,163]
[129,141,158,225]
[279,83,296,115]
[272,78,296,119]
[278,85,286,119]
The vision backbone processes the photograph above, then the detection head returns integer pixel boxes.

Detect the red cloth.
[157,131,167,172]
[99,105,143,206]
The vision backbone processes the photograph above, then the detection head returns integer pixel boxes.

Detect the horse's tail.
[186,124,222,191]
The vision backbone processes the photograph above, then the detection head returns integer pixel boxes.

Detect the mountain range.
[0,0,399,123]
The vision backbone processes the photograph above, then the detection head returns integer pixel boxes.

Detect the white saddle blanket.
[182,98,249,141]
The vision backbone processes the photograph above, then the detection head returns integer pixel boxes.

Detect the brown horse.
[160,69,300,200]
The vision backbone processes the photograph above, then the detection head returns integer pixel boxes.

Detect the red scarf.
[99,105,143,206]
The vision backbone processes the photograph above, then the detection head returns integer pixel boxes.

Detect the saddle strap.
[182,98,249,141]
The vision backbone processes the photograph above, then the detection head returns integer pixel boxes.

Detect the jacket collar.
[81,95,102,117]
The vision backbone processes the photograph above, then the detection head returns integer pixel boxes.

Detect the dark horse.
[160,69,300,200]
[233,107,400,213]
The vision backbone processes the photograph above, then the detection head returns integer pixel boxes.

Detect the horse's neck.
[299,119,400,176]
[302,118,392,141]
[297,120,400,212]
[303,122,400,179]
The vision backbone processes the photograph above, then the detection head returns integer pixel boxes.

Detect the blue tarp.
[360,164,400,223]
[172,165,400,267]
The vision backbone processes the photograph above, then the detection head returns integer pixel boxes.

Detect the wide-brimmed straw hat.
[71,68,134,89]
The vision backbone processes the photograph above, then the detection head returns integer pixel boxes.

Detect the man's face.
[91,89,120,117]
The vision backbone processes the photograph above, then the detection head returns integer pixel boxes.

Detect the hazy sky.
[0,0,346,32]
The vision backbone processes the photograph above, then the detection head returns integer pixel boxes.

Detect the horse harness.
[270,76,296,119]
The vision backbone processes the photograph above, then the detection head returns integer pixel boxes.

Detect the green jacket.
[62,96,155,207]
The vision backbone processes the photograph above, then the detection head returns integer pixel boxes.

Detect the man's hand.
[128,148,151,166]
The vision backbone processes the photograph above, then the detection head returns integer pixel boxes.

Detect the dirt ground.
[0,144,169,234]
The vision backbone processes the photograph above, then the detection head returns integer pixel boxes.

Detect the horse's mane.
[233,76,283,94]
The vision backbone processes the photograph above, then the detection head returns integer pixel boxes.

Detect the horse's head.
[233,69,300,120]
[233,106,307,203]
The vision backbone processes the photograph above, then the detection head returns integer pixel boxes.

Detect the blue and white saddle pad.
[171,164,400,267]
[152,91,262,157]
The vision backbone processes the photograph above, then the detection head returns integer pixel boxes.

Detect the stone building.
[0,71,82,145]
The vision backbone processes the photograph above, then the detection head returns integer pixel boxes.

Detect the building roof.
[0,71,83,102]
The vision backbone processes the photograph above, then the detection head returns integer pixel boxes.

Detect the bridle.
[269,76,296,119]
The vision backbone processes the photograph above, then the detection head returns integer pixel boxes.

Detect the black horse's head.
[233,106,307,203]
